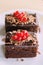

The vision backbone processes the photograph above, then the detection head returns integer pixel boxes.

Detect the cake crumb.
[16,58,19,61]
[16,58,24,61]
[2,38,5,42]
[37,51,40,54]
[21,58,24,61]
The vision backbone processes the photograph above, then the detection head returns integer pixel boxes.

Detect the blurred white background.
[0,0,43,13]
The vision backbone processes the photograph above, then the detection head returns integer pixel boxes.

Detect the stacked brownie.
[5,11,39,58]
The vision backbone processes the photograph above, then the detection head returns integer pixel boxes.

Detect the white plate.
[0,9,43,65]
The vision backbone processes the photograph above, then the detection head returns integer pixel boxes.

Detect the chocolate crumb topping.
[6,30,38,46]
[5,12,36,25]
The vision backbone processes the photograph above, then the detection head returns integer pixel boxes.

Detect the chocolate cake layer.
[5,44,38,58]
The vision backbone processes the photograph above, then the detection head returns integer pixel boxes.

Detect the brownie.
[5,30,38,58]
[5,11,40,32]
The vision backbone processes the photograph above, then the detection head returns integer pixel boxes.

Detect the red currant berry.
[16,33,21,37]
[22,17,27,22]
[17,37,22,41]
[21,12,25,16]
[18,12,24,19]
[22,35,27,40]
[20,32,24,37]
[11,35,18,40]
[13,11,20,17]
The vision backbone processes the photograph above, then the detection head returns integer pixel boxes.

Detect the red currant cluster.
[11,30,29,41]
[13,11,27,22]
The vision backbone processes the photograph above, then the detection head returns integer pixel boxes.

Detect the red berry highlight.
[13,11,27,22]
[11,30,29,41]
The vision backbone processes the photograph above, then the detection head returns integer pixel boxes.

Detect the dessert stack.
[5,10,40,58]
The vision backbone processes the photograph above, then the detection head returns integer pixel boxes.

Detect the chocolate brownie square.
[5,30,38,58]
[5,11,40,32]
